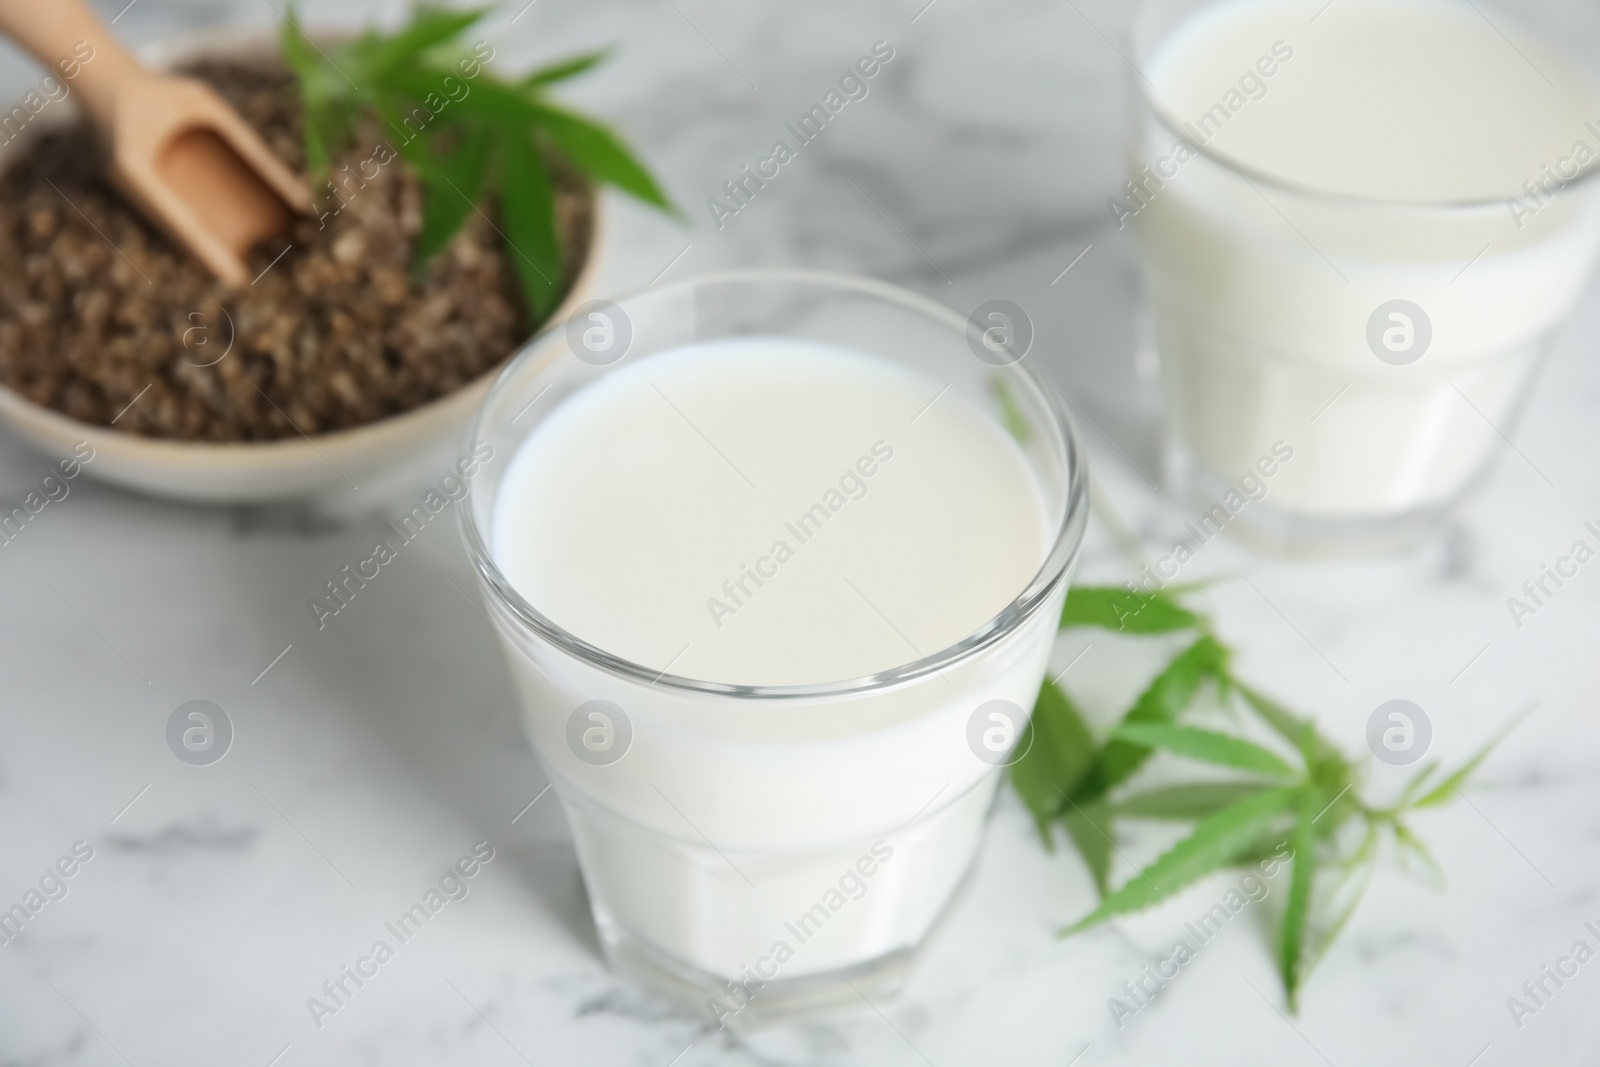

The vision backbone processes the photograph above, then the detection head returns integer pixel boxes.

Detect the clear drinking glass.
[460,270,1088,1025]
[1129,0,1600,550]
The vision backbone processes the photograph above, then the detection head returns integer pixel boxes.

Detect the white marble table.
[3,1,1598,1064]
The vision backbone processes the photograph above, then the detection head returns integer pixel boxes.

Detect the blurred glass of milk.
[1127,0,1600,548]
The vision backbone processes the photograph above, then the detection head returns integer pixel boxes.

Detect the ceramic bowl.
[0,29,601,503]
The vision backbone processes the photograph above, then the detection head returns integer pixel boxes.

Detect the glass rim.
[1130,0,1600,213]
[459,267,1090,701]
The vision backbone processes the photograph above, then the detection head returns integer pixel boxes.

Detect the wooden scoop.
[0,0,312,286]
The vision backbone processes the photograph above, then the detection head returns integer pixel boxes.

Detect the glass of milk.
[461,270,1088,1024]
[1129,0,1600,547]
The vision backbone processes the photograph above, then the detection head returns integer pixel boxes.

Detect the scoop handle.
[0,0,150,125]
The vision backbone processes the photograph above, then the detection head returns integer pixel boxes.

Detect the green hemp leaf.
[1020,586,1518,1011]
[281,4,675,323]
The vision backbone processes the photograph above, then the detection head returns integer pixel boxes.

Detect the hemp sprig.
[280,5,675,322]
[1015,585,1518,1011]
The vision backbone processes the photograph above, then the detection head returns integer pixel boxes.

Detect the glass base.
[1162,438,1463,558]
[595,911,915,1030]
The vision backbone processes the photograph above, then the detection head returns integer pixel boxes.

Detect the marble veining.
[2,0,1599,1065]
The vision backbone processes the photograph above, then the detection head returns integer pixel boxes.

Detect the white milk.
[488,338,1063,989]
[1135,0,1600,519]
[493,339,1049,686]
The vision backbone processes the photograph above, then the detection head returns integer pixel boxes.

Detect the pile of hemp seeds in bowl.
[0,57,593,443]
